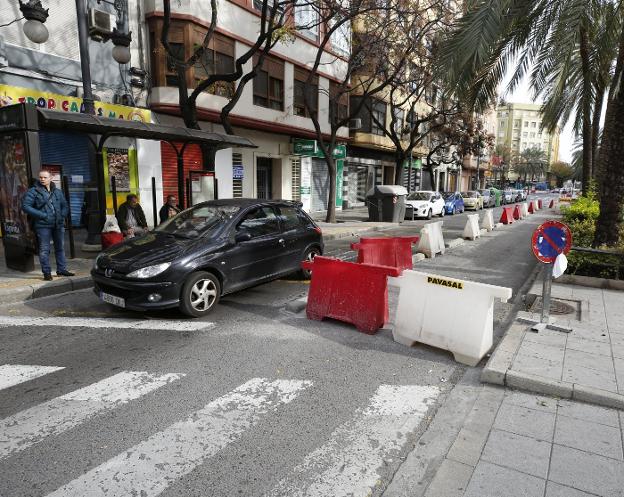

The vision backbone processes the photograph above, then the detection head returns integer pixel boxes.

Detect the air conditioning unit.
[88,8,116,41]
[349,118,362,130]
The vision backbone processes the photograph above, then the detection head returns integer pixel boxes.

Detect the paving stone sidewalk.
[483,281,624,409]
[423,386,624,497]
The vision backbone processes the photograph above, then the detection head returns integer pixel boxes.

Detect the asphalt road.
[0,195,557,497]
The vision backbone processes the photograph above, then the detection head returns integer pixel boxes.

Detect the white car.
[405,190,446,219]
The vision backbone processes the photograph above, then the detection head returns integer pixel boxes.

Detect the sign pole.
[540,262,553,324]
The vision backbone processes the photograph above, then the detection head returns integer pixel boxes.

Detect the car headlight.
[94,254,103,270]
[127,262,171,279]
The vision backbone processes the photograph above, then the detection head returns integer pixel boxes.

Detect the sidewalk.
[483,279,624,409]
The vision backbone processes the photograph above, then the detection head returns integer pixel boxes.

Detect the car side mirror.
[235,231,252,243]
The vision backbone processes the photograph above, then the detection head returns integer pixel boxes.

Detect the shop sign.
[233,165,244,179]
[335,159,344,208]
[300,186,311,194]
[293,139,317,155]
[403,158,422,169]
[0,84,152,123]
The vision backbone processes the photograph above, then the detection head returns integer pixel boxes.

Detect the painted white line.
[0,371,183,459]
[265,384,440,497]
[46,378,312,497]
[0,316,214,332]
[0,364,65,391]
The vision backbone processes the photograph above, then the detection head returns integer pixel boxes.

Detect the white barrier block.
[417,221,445,258]
[463,214,481,240]
[389,271,512,366]
[481,209,495,231]
[522,203,529,217]
[533,199,540,211]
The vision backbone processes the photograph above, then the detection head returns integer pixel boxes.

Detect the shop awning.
[34,108,256,149]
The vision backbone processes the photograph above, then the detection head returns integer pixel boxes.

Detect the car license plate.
[101,292,125,308]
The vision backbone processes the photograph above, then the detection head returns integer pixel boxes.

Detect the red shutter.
[160,141,204,204]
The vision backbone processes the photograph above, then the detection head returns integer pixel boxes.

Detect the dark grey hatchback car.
[92,199,323,317]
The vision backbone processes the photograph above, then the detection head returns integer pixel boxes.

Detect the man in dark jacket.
[159,195,180,224]
[21,170,74,281]
[116,194,148,237]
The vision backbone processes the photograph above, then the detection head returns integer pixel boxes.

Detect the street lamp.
[19,0,49,44]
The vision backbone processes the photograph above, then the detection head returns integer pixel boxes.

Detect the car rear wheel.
[452,207,456,215]
[426,209,432,220]
[180,271,221,317]
[300,246,321,279]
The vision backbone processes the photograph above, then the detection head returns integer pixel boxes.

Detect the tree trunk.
[394,152,407,185]
[325,156,337,223]
[580,26,594,195]
[591,84,605,177]
[593,28,624,247]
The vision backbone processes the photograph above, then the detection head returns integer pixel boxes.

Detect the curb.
[0,276,92,305]
[482,320,624,410]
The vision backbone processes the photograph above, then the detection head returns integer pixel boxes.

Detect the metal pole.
[177,153,185,210]
[111,176,118,215]
[151,176,157,228]
[75,0,95,115]
[476,141,481,190]
[541,263,553,324]
[62,175,75,259]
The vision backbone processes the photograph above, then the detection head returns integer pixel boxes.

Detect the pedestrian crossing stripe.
[0,364,65,391]
[0,316,214,332]
[0,371,184,460]
[264,384,440,497]
[44,378,313,497]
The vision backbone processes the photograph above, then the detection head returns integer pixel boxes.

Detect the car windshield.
[407,192,432,201]
[155,204,240,238]
[443,192,456,200]
[462,191,478,198]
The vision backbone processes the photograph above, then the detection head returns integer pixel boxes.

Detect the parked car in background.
[92,199,323,317]
[404,190,446,219]
[513,189,523,202]
[443,192,465,215]
[461,191,483,210]
[480,189,496,208]
[519,189,528,201]
[503,189,515,204]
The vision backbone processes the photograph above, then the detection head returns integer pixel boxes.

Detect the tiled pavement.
[424,386,624,497]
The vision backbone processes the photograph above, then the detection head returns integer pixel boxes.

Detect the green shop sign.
[403,158,422,169]
[293,139,346,159]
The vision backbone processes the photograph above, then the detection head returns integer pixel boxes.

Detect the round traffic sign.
[531,221,572,263]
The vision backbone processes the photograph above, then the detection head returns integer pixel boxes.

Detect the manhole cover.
[527,295,581,318]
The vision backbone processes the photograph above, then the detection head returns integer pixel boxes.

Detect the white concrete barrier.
[417,221,445,258]
[533,199,540,211]
[522,203,529,217]
[463,214,481,240]
[481,209,495,231]
[389,270,512,366]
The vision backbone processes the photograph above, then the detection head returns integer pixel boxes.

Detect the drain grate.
[525,294,581,319]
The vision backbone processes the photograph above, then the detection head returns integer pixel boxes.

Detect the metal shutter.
[232,152,243,198]
[291,157,301,202]
[160,141,203,204]
[39,131,93,227]
[311,158,329,212]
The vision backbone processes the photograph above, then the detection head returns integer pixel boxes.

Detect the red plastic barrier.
[302,256,400,334]
[513,204,522,220]
[528,202,535,214]
[549,199,555,208]
[101,231,124,249]
[538,199,543,209]
[350,236,419,273]
[500,206,515,224]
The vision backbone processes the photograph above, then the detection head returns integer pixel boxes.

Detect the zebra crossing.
[0,364,441,497]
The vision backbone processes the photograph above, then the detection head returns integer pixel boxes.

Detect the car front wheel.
[180,271,221,317]
[439,207,445,217]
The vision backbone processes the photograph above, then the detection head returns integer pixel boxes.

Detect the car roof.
[196,198,302,208]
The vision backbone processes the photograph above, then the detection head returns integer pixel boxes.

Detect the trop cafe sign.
[0,84,151,123]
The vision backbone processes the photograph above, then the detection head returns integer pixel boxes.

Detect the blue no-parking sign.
[531,221,572,263]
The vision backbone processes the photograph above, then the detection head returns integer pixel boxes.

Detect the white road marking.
[0,316,214,332]
[0,371,183,459]
[0,364,65,391]
[265,384,441,497]
[45,378,312,497]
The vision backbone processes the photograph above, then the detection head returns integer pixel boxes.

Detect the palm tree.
[440,0,624,246]
[514,147,548,183]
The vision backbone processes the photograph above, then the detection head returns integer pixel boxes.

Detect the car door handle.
[278,238,285,246]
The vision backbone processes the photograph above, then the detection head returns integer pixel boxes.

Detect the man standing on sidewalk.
[21,170,74,281]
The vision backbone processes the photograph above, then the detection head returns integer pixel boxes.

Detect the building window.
[253,55,284,110]
[530,132,535,138]
[500,120,506,128]
[351,96,386,134]
[294,67,318,118]
[165,41,185,87]
[513,119,520,128]
[192,33,236,98]
[294,2,319,40]
[523,132,528,138]
[253,0,283,13]
[329,81,348,125]
[371,99,387,135]
[531,121,537,128]
[524,121,529,127]
[329,17,350,56]
[393,108,405,135]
